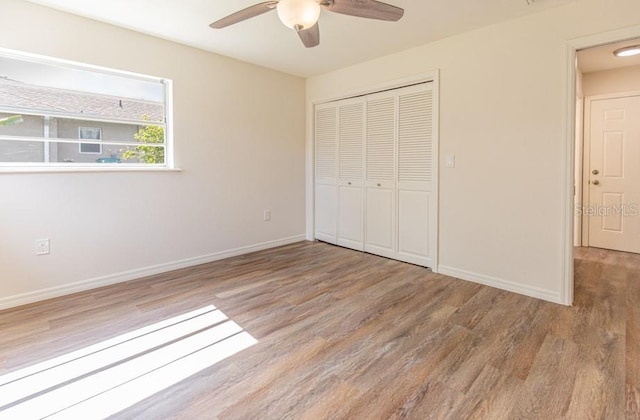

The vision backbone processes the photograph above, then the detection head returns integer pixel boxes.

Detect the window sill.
[0,166,183,174]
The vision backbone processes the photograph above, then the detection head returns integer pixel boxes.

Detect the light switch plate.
[445,155,456,168]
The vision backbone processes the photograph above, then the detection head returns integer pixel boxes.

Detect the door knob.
[593,180,600,185]
[592,169,599,175]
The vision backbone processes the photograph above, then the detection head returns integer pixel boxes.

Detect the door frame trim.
[582,91,640,248]
[563,25,640,305]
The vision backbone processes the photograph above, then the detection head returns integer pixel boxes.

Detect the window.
[79,127,102,155]
[0,48,172,169]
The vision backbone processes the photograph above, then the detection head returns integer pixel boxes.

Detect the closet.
[314,82,437,268]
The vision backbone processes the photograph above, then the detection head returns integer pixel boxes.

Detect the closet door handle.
[377,183,381,187]
[348,182,352,185]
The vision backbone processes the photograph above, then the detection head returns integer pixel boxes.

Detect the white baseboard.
[0,235,307,311]
[437,265,563,305]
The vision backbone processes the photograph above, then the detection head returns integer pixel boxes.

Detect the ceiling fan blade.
[298,23,320,48]
[322,0,404,22]
[210,1,278,29]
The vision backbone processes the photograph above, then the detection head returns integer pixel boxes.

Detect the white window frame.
[0,47,175,172]
[78,127,102,155]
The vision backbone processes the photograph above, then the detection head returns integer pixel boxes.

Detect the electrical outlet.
[35,239,50,256]
[263,210,271,222]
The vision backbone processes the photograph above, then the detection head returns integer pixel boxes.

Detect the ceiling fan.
[209,0,404,48]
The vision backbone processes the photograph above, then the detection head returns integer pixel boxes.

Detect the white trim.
[0,166,182,174]
[164,79,175,169]
[438,265,562,304]
[575,96,583,247]
[305,99,316,241]
[0,235,307,311]
[431,71,440,273]
[585,90,640,101]
[582,94,593,246]
[43,115,51,163]
[563,25,640,306]
[0,108,166,128]
[0,47,165,84]
[0,135,165,148]
[310,71,439,105]
[562,43,577,306]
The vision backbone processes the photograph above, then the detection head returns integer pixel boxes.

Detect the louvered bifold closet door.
[337,98,365,251]
[396,83,435,266]
[365,90,397,259]
[314,102,338,244]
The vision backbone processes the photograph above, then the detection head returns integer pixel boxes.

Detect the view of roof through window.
[0,50,170,168]
[0,56,164,102]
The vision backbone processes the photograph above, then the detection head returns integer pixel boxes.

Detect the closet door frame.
[310,71,440,272]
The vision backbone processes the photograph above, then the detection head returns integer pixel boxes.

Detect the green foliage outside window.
[0,115,23,126]
[121,115,165,164]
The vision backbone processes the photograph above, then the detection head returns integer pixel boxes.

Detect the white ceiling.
[25,0,576,78]
[578,38,640,73]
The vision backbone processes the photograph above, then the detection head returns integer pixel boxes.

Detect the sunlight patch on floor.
[0,305,257,419]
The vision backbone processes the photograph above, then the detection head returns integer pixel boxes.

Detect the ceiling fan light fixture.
[613,45,640,57]
[277,0,321,31]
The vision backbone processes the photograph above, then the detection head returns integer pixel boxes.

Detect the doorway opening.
[566,29,640,305]
[575,39,640,252]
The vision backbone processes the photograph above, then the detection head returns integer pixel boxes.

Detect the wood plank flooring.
[0,242,639,419]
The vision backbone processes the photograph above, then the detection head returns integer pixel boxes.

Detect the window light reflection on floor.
[0,305,257,419]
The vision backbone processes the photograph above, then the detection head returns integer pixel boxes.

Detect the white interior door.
[396,84,435,266]
[314,103,338,244]
[365,92,396,259]
[587,95,640,253]
[337,98,365,251]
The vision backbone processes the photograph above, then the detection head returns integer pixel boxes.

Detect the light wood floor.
[0,242,639,419]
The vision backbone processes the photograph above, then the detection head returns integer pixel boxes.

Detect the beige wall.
[583,65,640,97]
[0,0,306,308]
[307,0,640,303]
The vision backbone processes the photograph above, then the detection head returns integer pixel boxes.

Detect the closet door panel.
[338,186,364,250]
[337,98,365,250]
[365,92,397,258]
[397,87,434,186]
[398,189,430,265]
[338,99,365,184]
[315,184,338,244]
[315,103,338,184]
[396,84,434,266]
[314,102,338,244]
[366,94,396,184]
[365,187,395,259]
